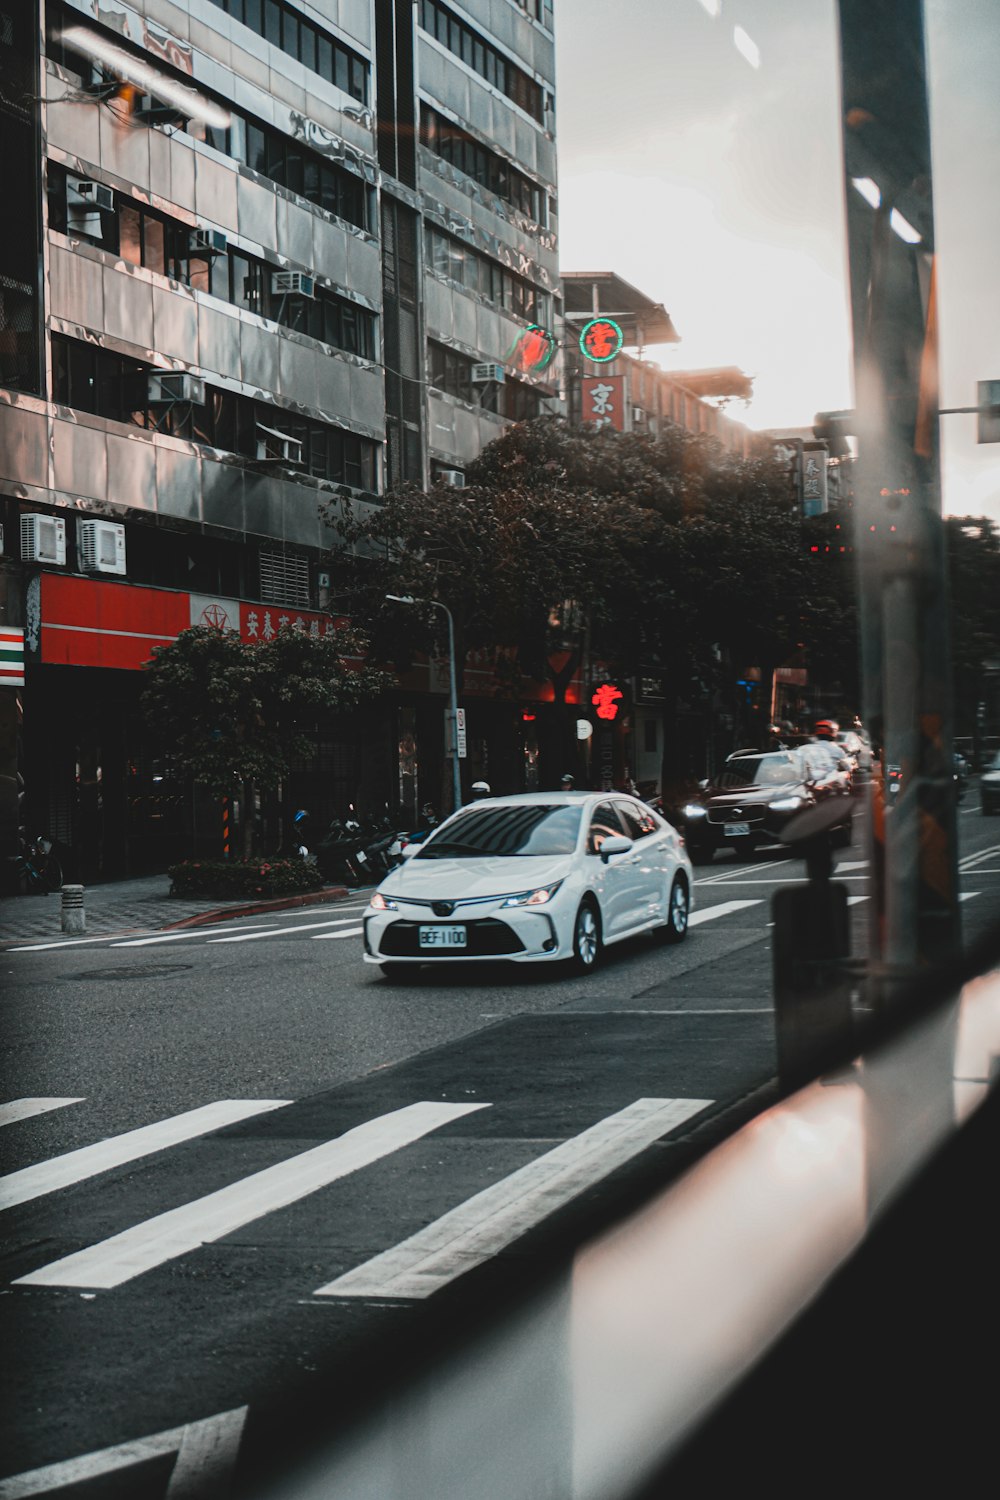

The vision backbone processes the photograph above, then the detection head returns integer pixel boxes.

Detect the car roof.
[452,790,637,807]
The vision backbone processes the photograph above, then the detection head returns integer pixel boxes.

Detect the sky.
[554,0,1000,521]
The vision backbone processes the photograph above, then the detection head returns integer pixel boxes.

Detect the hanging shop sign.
[507,324,556,376]
[579,317,624,363]
[581,375,625,431]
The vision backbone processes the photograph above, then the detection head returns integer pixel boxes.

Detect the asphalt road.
[1,798,998,1498]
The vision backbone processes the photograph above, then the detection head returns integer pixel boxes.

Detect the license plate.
[724,822,750,837]
[418,924,467,949]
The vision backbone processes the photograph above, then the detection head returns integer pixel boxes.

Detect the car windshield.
[716,753,802,789]
[415,804,583,858]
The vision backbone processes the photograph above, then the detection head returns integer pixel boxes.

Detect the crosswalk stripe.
[0,1406,247,1499]
[959,891,980,901]
[312,926,364,941]
[688,900,761,926]
[207,916,363,944]
[0,1098,83,1128]
[110,926,278,948]
[14,1101,487,1290]
[0,1100,291,1212]
[315,1097,712,1301]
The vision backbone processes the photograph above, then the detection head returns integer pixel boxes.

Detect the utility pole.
[835,0,961,1004]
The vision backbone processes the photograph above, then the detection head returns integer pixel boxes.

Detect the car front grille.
[707,807,766,826]
[378,919,525,958]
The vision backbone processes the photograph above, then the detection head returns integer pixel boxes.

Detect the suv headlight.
[682,803,707,819]
[501,881,563,908]
[369,891,399,911]
[769,795,805,812]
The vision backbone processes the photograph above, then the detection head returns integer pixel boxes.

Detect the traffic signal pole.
[835,1,961,1005]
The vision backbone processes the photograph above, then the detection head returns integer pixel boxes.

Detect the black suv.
[679,748,854,862]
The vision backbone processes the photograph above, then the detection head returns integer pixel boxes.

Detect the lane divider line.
[688,900,762,926]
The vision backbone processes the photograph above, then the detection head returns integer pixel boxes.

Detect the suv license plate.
[724,822,750,837]
[418,925,467,949]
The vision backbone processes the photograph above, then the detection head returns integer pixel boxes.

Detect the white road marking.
[0,1098,83,1128]
[0,1100,290,1212]
[311,926,364,941]
[688,900,762,925]
[0,1406,247,1499]
[960,891,980,901]
[111,926,279,948]
[208,916,364,943]
[8,934,160,953]
[847,895,869,906]
[960,843,1000,870]
[695,857,792,886]
[315,1097,712,1301]
[837,860,869,871]
[15,1102,487,1290]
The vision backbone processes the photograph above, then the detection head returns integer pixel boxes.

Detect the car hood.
[378,854,572,900]
[701,780,806,807]
[982,768,1000,784]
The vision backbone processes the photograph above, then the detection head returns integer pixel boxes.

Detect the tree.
[140,625,391,854]
[325,417,831,788]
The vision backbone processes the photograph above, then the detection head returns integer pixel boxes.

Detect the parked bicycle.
[16,830,64,895]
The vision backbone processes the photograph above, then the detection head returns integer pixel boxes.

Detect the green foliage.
[140,624,392,796]
[168,857,323,898]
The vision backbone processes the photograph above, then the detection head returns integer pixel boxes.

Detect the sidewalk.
[0,873,354,945]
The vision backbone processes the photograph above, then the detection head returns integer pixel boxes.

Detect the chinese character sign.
[581,375,625,431]
[579,318,624,363]
[592,682,624,721]
[801,449,828,516]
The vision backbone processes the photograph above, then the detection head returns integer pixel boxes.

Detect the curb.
[162,884,356,930]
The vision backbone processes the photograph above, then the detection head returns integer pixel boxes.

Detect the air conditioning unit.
[147,371,207,405]
[20,514,67,567]
[67,177,115,214]
[271,271,316,299]
[633,407,647,424]
[471,363,505,385]
[438,468,466,488]
[255,423,304,465]
[189,228,227,256]
[78,519,127,575]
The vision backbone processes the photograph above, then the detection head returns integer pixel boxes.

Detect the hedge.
[168,858,324,898]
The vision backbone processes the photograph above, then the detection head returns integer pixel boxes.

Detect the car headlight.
[682,803,707,819]
[500,880,563,908]
[769,795,805,812]
[369,891,399,912]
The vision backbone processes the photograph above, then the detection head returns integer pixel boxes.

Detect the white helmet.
[471,780,491,798]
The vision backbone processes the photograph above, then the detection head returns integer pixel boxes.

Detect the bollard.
[61,884,86,934]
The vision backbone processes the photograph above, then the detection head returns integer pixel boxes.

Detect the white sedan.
[362,791,694,978]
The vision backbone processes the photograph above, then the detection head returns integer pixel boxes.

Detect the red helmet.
[814,719,839,739]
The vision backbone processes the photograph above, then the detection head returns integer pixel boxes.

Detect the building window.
[47,164,376,360]
[46,8,372,234]
[51,333,379,489]
[429,341,474,404]
[420,106,544,222]
[418,0,544,122]
[425,223,550,325]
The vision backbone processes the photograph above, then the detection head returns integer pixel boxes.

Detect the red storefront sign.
[581,375,625,431]
[39,576,342,670]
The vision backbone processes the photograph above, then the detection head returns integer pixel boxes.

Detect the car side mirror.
[599,835,633,863]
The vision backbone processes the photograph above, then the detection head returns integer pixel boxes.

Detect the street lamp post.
[385,595,462,814]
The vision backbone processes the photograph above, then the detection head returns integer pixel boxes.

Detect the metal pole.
[386,595,462,814]
[439,600,462,815]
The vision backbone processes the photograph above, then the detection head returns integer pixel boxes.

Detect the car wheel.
[571,899,602,973]
[655,875,689,944]
[379,963,421,982]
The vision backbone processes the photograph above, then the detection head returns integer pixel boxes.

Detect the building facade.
[0,0,560,882]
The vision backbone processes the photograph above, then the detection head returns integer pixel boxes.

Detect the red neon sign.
[580,318,623,363]
[591,682,624,721]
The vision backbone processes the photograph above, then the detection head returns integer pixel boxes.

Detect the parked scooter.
[315,814,371,886]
